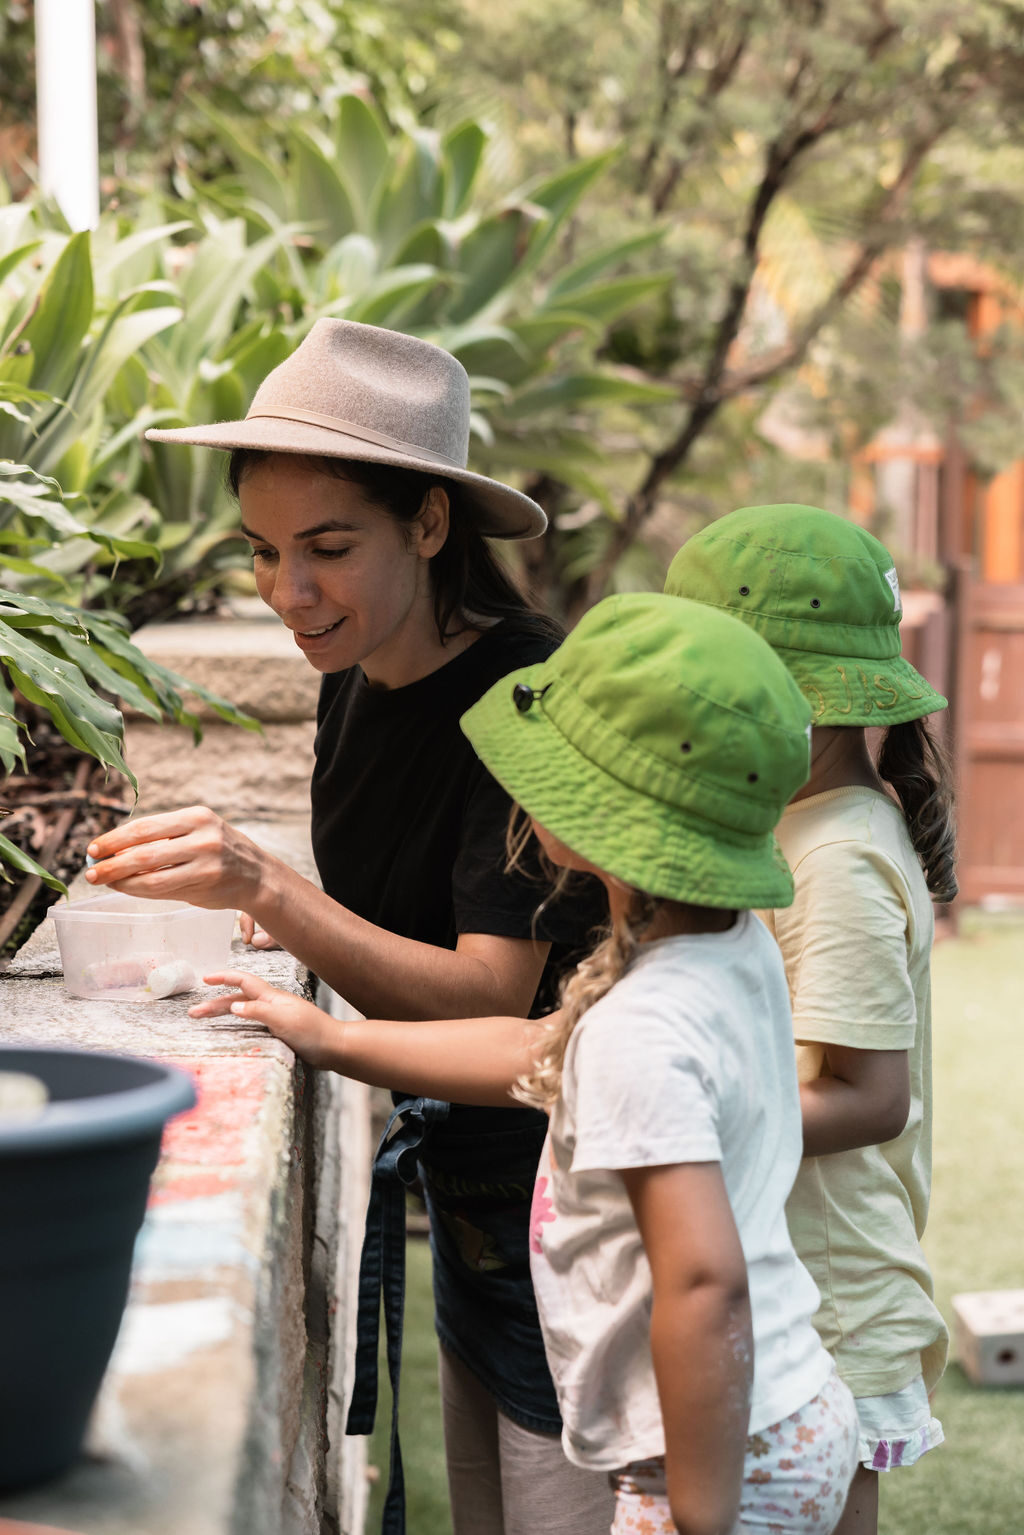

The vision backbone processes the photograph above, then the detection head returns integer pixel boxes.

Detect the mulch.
[0,707,133,962]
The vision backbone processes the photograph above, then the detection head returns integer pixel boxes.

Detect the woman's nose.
[268,560,318,614]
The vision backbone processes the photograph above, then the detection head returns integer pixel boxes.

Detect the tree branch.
[581,111,940,608]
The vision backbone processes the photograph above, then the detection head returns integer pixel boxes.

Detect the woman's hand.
[85,807,269,912]
[196,970,336,1068]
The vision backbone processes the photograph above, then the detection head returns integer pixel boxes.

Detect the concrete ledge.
[0,821,370,1535]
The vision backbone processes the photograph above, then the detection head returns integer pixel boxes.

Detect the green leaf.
[345,265,450,327]
[505,372,677,417]
[541,273,673,325]
[46,631,163,722]
[507,312,601,358]
[0,831,67,893]
[0,382,61,408]
[27,303,183,476]
[0,587,87,636]
[172,225,291,374]
[521,154,616,267]
[0,467,161,566]
[547,231,667,300]
[85,410,181,487]
[73,612,260,738]
[335,95,391,221]
[194,104,289,221]
[0,622,123,734]
[443,122,487,217]
[0,668,26,772]
[289,127,358,247]
[94,221,193,286]
[448,209,538,324]
[374,131,446,261]
[525,153,616,217]
[0,240,43,292]
[17,232,94,397]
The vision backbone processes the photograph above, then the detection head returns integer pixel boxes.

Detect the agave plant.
[167,95,676,521]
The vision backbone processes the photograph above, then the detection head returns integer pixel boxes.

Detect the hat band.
[246,406,466,471]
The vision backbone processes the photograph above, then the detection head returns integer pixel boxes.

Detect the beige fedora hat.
[146,318,547,540]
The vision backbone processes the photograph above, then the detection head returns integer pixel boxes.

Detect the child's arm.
[621,1160,752,1535]
[199,970,542,1106]
[800,1044,910,1157]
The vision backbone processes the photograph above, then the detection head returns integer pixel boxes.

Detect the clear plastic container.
[49,894,237,1001]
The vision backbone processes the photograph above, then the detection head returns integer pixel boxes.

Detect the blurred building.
[848,249,1024,908]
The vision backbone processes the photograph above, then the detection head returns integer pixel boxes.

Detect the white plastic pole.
[34,0,100,231]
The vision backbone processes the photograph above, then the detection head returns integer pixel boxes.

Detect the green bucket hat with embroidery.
[664,504,947,727]
[461,592,812,910]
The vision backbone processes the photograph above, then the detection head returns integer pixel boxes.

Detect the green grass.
[364,915,1024,1534]
[366,1237,452,1535]
[881,914,1024,1534]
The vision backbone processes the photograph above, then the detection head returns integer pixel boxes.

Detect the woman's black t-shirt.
[310,618,605,1431]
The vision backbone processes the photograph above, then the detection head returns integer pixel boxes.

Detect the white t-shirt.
[529,911,833,1472]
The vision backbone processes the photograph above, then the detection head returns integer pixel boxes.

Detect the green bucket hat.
[664,504,947,727]
[461,592,812,910]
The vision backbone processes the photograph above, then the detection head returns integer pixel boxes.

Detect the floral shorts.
[610,1368,858,1534]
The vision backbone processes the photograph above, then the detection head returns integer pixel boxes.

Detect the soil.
[0,706,134,963]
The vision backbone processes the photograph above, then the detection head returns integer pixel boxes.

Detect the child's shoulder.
[580,914,787,1046]
[778,786,915,881]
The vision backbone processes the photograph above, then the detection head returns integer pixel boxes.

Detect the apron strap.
[346,1096,450,1535]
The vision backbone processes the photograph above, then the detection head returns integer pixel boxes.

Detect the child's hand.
[239,912,283,951]
[195,971,335,1068]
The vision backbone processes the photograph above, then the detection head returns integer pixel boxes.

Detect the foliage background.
[4,1,1024,877]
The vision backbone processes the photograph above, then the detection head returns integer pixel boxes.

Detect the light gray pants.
[439,1344,616,1535]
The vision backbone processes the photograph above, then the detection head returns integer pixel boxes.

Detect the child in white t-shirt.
[197,592,859,1535]
[667,505,952,1535]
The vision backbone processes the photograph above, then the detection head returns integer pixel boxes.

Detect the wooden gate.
[952,572,1024,904]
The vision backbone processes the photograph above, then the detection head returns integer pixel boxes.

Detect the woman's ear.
[414,485,450,558]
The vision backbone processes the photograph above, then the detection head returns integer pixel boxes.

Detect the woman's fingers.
[239,912,256,943]
[88,806,218,860]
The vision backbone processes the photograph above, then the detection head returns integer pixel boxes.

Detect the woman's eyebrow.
[240,519,362,541]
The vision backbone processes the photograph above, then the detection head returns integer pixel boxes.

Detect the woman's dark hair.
[228,449,562,645]
[877,716,958,903]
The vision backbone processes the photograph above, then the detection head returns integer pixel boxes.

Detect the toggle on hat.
[146,318,547,540]
[664,504,947,726]
[461,592,812,910]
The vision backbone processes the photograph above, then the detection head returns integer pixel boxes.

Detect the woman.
[86,319,612,1534]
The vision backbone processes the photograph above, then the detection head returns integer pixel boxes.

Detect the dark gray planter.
[0,1045,196,1491]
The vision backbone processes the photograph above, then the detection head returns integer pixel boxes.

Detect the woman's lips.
[291,617,344,652]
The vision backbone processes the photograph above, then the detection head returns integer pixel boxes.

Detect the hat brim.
[462,665,795,911]
[145,418,547,541]
[776,649,947,727]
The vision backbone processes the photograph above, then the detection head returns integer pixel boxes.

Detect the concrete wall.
[0,619,371,1535]
[123,618,321,819]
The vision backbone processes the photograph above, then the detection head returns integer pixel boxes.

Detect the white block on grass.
[952,1289,1024,1387]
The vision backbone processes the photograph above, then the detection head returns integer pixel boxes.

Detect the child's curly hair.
[513,888,658,1110]
[505,806,660,1109]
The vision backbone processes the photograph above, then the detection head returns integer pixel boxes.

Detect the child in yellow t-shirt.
[667,504,953,1535]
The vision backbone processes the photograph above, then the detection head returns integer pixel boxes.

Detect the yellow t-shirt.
[762,786,948,1397]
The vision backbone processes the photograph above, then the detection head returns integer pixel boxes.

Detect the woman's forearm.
[249,856,546,1019]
